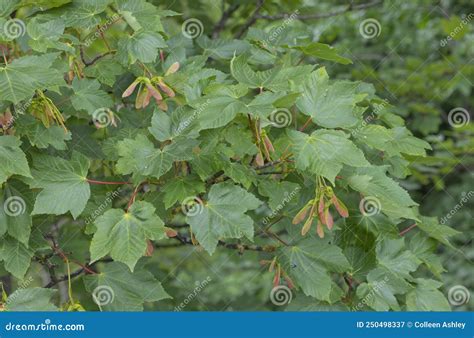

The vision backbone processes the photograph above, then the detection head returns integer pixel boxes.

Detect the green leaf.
[71,78,113,114]
[15,115,71,150]
[289,42,352,65]
[84,59,124,87]
[0,136,32,184]
[162,176,206,209]
[83,261,170,311]
[406,278,451,311]
[5,288,58,311]
[0,236,33,279]
[119,31,167,64]
[296,68,367,128]
[376,238,420,278]
[288,129,368,184]
[279,238,350,301]
[416,216,460,248]
[187,182,262,255]
[0,53,65,104]
[344,166,419,220]
[90,201,166,271]
[230,54,313,91]
[30,152,91,219]
[116,134,197,182]
[0,183,32,244]
[356,125,431,157]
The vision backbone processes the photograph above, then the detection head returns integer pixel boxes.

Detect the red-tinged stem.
[399,223,417,236]
[126,184,142,211]
[299,117,312,131]
[86,179,131,185]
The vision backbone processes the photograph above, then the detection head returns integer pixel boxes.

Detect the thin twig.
[212,4,240,38]
[235,0,265,38]
[256,0,383,20]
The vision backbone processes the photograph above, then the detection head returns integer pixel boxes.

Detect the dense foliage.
[0,0,470,311]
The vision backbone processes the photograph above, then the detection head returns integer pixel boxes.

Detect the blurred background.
[111,0,471,311]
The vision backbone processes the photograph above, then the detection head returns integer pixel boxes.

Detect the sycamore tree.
[0,0,462,311]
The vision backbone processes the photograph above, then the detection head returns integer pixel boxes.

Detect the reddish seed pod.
[122,80,139,98]
[301,216,313,236]
[263,135,275,153]
[146,83,163,101]
[157,79,175,97]
[325,209,334,230]
[165,62,180,76]
[332,195,349,218]
[316,220,324,238]
[292,204,310,225]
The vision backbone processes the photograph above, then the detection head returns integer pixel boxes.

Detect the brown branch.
[235,0,265,38]
[399,223,417,236]
[79,45,114,66]
[44,232,276,288]
[256,0,383,20]
[212,4,240,38]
